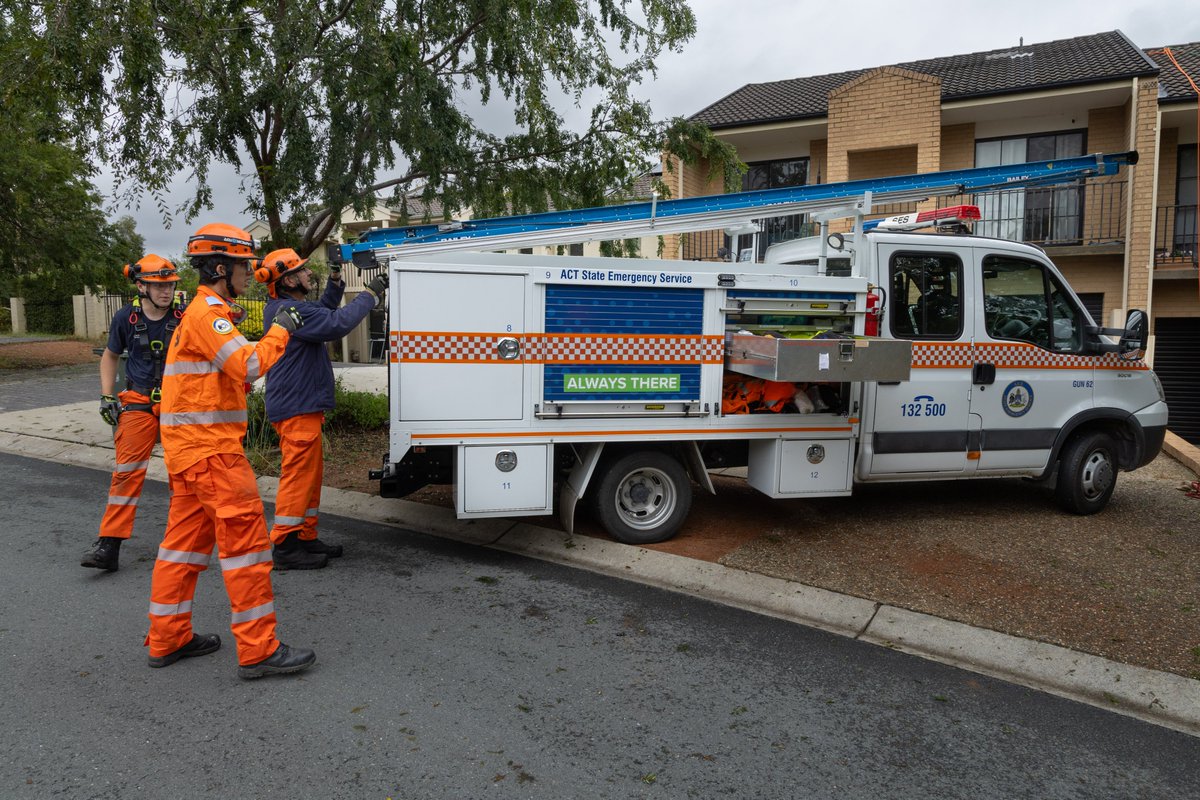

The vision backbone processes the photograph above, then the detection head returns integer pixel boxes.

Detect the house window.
[975,131,1085,245]
[743,158,808,191]
[741,157,810,259]
[1175,146,1197,261]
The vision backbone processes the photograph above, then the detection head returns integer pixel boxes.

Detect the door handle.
[972,362,996,385]
[497,337,521,360]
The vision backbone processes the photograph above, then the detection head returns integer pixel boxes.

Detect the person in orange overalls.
[82,255,184,572]
[255,248,387,569]
[145,223,315,679]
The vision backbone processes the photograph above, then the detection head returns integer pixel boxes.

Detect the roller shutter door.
[1154,317,1200,445]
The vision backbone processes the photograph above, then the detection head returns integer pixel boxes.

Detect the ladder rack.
[337,151,1138,264]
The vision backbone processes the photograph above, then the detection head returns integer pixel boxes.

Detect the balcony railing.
[937,179,1128,247]
[1155,204,1198,267]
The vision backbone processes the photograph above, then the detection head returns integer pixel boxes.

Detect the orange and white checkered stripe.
[392,331,724,365]
[912,341,1149,371]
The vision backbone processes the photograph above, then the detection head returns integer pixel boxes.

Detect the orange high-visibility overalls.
[98,302,183,538]
[146,285,291,666]
[269,412,325,544]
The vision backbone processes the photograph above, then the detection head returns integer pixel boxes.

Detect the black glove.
[272,305,304,333]
[366,271,389,299]
[328,266,343,284]
[99,395,122,427]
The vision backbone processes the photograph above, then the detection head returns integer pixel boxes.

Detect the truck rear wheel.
[1055,431,1118,515]
[592,451,692,544]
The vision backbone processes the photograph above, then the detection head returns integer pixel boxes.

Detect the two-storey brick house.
[663,30,1199,444]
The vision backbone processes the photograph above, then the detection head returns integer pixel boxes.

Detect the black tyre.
[1055,431,1118,515]
[592,451,693,544]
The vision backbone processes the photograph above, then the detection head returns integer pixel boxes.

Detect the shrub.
[236,300,265,340]
[244,379,386,449]
[244,388,278,450]
[328,380,388,430]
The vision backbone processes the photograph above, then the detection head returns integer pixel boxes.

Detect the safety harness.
[123,296,184,412]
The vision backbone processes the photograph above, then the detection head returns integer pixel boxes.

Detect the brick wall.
[1151,281,1200,318]
[810,139,828,184]
[1082,105,1130,248]
[661,152,725,260]
[939,124,976,171]
[1125,79,1160,314]
[847,146,917,180]
[827,67,941,184]
[1052,254,1125,323]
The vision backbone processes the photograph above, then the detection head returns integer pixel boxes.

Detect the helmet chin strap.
[281,278,306,299]
[219,262,241,299]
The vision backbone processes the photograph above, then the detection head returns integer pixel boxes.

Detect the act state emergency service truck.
[336,151,1167,544]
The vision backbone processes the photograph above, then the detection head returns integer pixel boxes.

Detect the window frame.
[973,130,1088,245]
[980,253,1087,353]
[887,250,966,341]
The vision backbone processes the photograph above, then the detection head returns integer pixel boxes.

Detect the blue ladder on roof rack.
[339,151,1138,263]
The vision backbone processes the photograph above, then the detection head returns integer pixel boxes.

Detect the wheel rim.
[613,466,677,531]
[1080,448,1115,500]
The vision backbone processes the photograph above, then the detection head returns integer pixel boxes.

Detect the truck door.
[970,251,1093,471]
[866,245,974,476]
[395,271,526,421]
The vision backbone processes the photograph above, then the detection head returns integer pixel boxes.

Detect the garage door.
[1154,317,1200,445]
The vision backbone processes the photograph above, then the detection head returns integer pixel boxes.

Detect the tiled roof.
[691,30,1160,128]
[1145,42,1200,103]
[624,169,663,201]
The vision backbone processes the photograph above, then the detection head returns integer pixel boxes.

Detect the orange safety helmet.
[124,253,181,283]
[187,223,256,260]
[254,248,309,297]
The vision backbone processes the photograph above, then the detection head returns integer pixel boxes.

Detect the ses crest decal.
[1002,380,1034,417]
[212,318,235,335]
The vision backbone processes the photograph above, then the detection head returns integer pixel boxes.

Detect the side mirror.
[1119,309,1147,360]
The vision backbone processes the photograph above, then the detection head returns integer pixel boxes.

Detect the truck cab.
[765,228,1167,513]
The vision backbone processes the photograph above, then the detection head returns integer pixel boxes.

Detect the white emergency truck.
[338,152,1166,544]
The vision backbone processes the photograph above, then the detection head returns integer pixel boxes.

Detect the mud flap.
[683,441,716,495]
[557,443,604,535]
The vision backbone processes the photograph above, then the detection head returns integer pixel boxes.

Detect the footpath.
[0,363,1197,739]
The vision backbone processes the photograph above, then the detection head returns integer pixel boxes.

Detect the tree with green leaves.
[9,0,740,257]
[0,11,146,317]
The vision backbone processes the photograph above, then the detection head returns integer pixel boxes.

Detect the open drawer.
[725,333,912,382]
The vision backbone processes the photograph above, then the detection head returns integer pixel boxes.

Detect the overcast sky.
[105,0,1200,257]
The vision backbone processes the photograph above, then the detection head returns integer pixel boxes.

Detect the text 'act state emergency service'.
[557,269,694,285]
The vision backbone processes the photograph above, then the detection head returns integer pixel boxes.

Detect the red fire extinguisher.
[865,286,883,336]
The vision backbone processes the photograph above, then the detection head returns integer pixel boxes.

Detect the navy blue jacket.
[106,301,181,391]
[263,279,376,423]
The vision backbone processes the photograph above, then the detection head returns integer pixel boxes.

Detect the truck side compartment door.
[395,271,526,421]
[865,245,974,476]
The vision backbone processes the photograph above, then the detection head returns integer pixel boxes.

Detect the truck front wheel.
[593,451,693,544]
[1055,431,1118,515]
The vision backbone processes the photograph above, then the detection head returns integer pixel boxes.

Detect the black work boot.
[148,633,222,668]
[81,537,122,571]
[301,537,344,558]
[272,532,328,570]
[237,642,316,680]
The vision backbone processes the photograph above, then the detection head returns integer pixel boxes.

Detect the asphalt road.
[0,363,96,412]
[2,453,1197,799]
